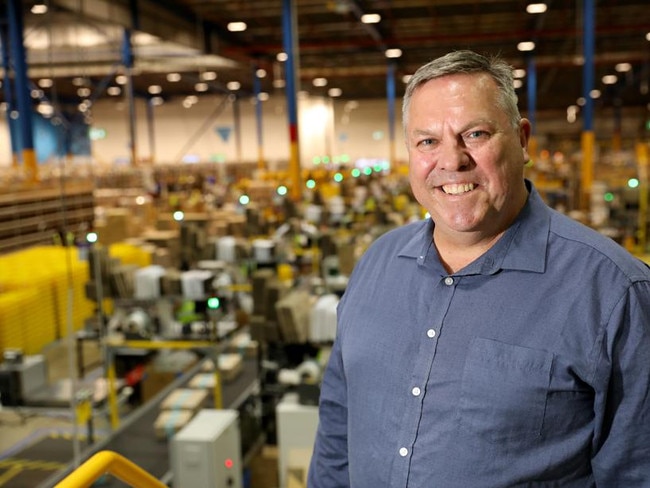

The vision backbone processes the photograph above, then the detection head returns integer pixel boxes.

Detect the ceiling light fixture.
[201,71,217,81]
[615,63,632,72]
[313,77,328,87]
[602,75,617,85]
[31,1,48,14]
[566,105,578,123]
[276,52,288,62]
[328,88,342,97]
[256,69,267,78]
[517,41,536,52]
[195,82,208,92]
[590,89,601,99]
[513,69,526,78]
[148,85,163,95]
[227,22,247,32]
[361,13,381,24]
[167,73,181,82]
[526,3,547,14]
[227,81,241,91]
[385,48,402,59]
[38,78,53,88]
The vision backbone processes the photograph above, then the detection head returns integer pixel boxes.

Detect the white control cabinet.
[276,393,320,488]
[171,409,242,488]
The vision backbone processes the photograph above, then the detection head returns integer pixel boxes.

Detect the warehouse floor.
[0,339,280,488]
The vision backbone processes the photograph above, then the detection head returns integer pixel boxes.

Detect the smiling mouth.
[441,183,476,195]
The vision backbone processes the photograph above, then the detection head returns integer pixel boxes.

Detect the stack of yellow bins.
[0,246,94,354]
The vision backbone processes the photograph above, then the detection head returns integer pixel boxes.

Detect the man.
[308,50,650,487]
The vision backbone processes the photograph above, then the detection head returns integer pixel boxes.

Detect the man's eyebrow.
[459,118,495,132]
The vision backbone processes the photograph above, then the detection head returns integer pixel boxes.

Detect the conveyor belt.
[38,358,260,487]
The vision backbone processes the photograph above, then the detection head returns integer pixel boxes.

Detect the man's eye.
[417,138,435,148]
[466,130,490,140]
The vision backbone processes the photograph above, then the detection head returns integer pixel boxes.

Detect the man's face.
[405,73,531,242]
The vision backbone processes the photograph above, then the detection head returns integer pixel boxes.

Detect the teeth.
[442,183,475,195]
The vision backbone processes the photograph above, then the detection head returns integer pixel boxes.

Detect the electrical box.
[0,355,48,406]
[171,409,242,488]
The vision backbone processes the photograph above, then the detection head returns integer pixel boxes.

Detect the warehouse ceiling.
[5,0,650,115]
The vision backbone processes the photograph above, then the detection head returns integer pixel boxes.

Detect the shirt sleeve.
[308,333,350,487]
[592,280,650,485]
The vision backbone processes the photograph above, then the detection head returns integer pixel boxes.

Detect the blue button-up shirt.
[308,182,650,487]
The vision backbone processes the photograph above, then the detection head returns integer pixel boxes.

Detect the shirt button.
[411,387,421,396]
[399,447,409,457]
[427,328,436,338]
[444,276,454,286]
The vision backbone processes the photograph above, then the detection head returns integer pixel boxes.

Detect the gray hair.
[402,50,521,129]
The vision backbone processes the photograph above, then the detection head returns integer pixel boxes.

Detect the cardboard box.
[188,372,218,390]
[141,352,198,402]
[227,332,259,359]
[161,388,208,413]
[200,353,243,382]
[286,448,312,488]
[154,409,194,439]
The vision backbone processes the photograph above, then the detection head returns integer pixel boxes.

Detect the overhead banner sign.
[215,126,233,143]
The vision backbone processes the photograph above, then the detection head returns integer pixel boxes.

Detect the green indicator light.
[363,167,372,175]
[334,172,343,182]
[604,192,614,202]
[207,297,220,309]
[306,179,316,189]
[351,168,361,178]
[628,178,640,189]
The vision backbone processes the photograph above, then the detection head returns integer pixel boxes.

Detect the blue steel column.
[233,94,242,165]
[121,28,138,166]
[146,99,155,163]
[7,0,37,181]
[253,63,265,171]
[0,21,19,168]
[580,0,595,211]
[282,0,302,201]
[526,54,538,162]
[386,61,396,169]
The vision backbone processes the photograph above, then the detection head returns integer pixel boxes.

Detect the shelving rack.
[0,183,95,255]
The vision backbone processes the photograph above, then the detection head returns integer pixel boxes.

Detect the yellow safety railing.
[55,450,166,488]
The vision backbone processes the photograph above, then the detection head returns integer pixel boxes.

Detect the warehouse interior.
[0,0,649,487]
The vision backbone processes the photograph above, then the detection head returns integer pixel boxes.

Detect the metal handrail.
[54,450,167,488]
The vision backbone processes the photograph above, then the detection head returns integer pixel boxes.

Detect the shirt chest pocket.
[458,338,553,444]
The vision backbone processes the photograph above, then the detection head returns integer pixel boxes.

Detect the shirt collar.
[398,180,550,274]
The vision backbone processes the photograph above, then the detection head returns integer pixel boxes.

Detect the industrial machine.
[171,409,243,488]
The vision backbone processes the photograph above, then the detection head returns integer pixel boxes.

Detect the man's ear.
[519,118,532,163]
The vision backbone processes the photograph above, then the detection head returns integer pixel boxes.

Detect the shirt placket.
[390,271,459,486]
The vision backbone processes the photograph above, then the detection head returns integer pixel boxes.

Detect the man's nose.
[438,138,470,171]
